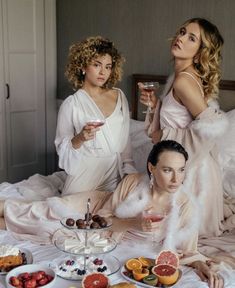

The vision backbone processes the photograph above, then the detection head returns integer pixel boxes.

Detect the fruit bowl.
[121,257,182,288]
[5,264,56,288]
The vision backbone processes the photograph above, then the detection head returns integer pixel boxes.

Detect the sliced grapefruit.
[82,272,109,288]
[152,264,179,285]
[155,250,179,268]
[125,258,142,271]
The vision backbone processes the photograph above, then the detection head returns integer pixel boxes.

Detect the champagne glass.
[141,82,159,113]
[142,209,165,246]
[86,118,105,149]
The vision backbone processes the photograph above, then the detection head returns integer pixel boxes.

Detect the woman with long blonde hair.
[139,18,229,237]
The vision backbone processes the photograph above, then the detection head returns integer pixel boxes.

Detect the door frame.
[45,0,57,174]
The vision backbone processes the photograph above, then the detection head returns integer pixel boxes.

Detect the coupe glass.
[140,82,159,113]
[142,209,165,245]
[86,118,105,149]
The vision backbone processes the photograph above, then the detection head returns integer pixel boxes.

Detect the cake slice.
[0,245,23,272]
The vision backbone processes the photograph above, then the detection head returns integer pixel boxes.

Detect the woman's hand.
[138,82,158,111]
[141,215,163,232]
[141,219,161,232]
[191,261,224,288]
[71,124,99,149]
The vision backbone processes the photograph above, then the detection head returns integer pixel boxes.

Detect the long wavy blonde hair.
[65,36,124,90]
[175,18,224,100]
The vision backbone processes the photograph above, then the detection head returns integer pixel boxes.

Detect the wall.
[57,0,235,110]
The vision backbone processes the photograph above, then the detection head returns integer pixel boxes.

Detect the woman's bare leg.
[0,217,6,230]
[0,200,4,217]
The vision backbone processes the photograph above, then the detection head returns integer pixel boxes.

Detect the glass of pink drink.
[141,82,159,114]
[142,210,165,245]
[86,119,105,149]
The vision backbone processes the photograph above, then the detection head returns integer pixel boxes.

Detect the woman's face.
[171,22,202,62]
[149,151,186,193]
[84,54,112,87]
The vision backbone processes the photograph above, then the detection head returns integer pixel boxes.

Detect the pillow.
[130,119,153,173]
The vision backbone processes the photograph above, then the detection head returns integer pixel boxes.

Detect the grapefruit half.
[82,272,109,288]
[152,264,179,285]
[155,250,179,268]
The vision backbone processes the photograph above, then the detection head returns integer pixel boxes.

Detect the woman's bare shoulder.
[173,73,201,94]
[173,73,207,117]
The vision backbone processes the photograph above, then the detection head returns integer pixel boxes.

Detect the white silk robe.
[55,88,137,195]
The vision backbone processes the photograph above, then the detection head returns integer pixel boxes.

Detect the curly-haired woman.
[55,36,137,196]
[139,18,229,237]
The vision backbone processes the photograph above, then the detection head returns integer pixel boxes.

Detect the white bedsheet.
[0,111,235,287]
[1,229,232,288]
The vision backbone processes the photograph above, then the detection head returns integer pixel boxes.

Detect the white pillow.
[130,119,153,173]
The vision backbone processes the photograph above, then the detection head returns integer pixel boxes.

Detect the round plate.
[60,215,112,231]
[121,265,182,288]
[54,235,117,256]
[0,248,33,275]
[50,254,120,281]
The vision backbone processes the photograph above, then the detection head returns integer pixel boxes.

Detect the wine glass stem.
[152,231,156,246]
[147,95,152,112]
[93,132,97,149]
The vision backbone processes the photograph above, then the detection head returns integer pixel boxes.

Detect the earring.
[82,71,85,75]
[150,173,154,189]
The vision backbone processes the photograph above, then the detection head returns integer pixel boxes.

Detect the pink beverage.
[142,212,164,222]
[143,87,156,93]
[87,120,105,128]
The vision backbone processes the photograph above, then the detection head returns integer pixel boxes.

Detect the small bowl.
[5,264,56,288]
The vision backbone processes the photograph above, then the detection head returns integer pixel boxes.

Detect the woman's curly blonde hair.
[174,18,224,100]
[173,18,224,101]
[65,36,124,90]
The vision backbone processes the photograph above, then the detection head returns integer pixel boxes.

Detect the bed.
[0,75,235,287]
[0,229,227,288]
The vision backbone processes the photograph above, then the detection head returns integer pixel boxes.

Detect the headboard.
[131,74,235,120]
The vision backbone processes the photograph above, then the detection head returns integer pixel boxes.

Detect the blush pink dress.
[158,72,224,237]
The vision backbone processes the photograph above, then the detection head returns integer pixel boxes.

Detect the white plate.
[50,254,120,281]
[0,248,33,275]
[121,266,182,288]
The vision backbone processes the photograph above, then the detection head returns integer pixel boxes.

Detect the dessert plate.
[121,265,182,288]
[50,254,120,281]
[54,235,117,256]
[0,248,33,275]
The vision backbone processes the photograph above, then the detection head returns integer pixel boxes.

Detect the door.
[0,0,7,181]
[2,0,46,182]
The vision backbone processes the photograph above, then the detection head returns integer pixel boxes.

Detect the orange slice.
[138,257,154,267]
[132,268,149,281]
[125,258,142,271]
